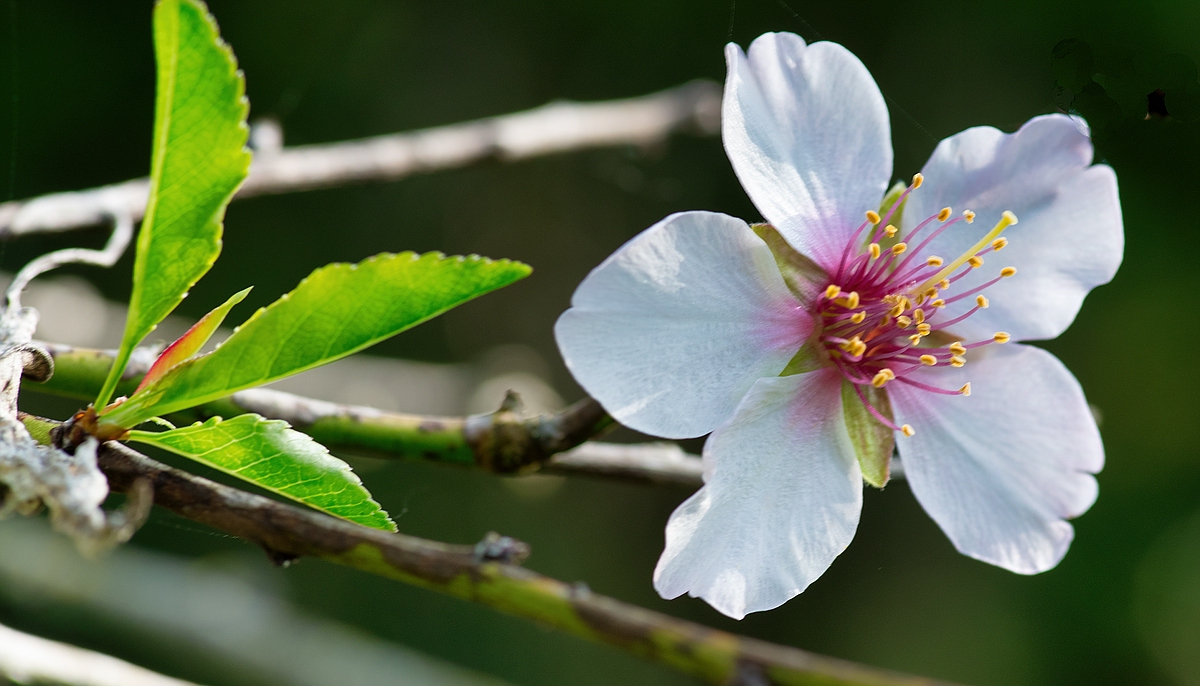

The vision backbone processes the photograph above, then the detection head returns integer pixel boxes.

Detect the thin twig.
[53,430,951,686]
[0,621,201,686]
[28,343,906,487]
[0,81,720,238]
[5,213,134,309]
[32,342,706,485]
[546,441,704,486]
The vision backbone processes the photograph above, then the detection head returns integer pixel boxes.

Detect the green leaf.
[842,380,894,488]
[103,252,531,426]
[127,414,396,531]
[96,0,251,408]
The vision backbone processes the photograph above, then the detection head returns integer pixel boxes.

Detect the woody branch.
[35,428,948,686]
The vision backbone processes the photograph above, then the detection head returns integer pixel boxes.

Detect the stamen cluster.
[818,174,1017,436]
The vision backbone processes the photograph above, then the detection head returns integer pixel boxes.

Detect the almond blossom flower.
[555,32,1122,619]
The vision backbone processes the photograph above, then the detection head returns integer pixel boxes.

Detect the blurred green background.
[2,1,1200,684]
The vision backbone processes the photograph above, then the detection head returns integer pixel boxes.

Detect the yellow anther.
[1000,267,1017,277]
[959,383,971,396]
[871,370,894,388]
[845,291,860,308]
[962,210,976,223]
[950,355,966,367]
[913,308,926,324]
[924,287,939,300]
[892,242,908,255]
[825,284,842,299]
[899,296,911,311]
[915,210,1019,293]
[869,243,881,259]
[888,304,904,318]
[841,335,867,357]
[931,299,946,309]
[909,334,923,346]
[991,237,1009,251]
[901,424,916,437]
[926,256,944,267]
[968,256,984,269]
[879,315,891,327]
[917,323,932,335]
[884,224,898,237]
[993,331,1011,344]
[949,341,967,355]
[897,315,913,328]
[850,311,866,324]
[912,173,924,189]
[920,354,937,366]
[937,207,952,222]
[866,210,881,224]
[976,294,989,308]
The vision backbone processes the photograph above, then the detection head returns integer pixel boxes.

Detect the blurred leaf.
[127,415,396,531]
[1093,68,1152,120]
[96,0,251,408]
[103,252,531,426]
[1054,40,1200,128]
[1158,54,1200,122]
[1073,81,1124,136]
[134,287,251,395]
[1052,38,1095,94]
[1166,86,1200,122]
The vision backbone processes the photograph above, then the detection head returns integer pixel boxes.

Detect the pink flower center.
[816,174,1017,437]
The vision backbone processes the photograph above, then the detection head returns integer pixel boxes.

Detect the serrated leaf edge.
[103,251,531,426]
[128,413,397,532]
[96,0,252,408]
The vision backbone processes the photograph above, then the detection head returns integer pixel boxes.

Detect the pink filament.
[814,203,1011,429]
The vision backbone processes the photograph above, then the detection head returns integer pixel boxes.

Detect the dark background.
[2,1,1200,685]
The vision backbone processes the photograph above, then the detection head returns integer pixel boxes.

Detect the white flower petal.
[653,370,861,618]
[905,114,1123,341]
[889,343,1103,574]
[723,33,893,273]
[555,211,811,439]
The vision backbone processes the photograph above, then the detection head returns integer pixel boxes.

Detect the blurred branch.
[544,440,704,485]
[6,213,134,309]
[0,520,517,686]
[0,81,721,238]
[0,621,201,686]
[41,430,951,686]
[32,342,707,486]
